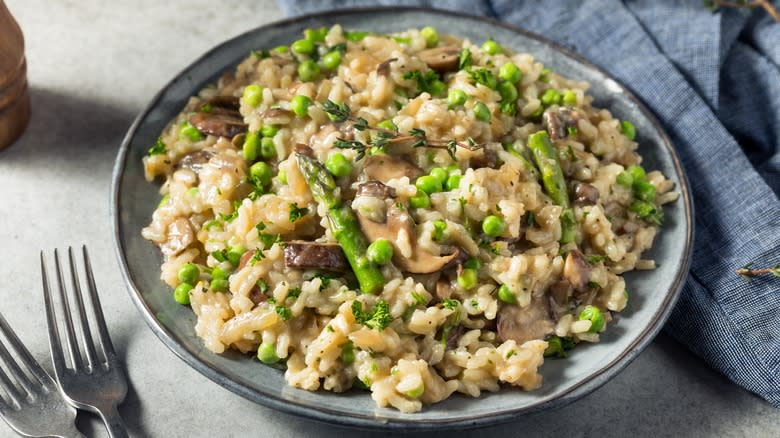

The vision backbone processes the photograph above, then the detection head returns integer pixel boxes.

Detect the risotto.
[141,25,677,412]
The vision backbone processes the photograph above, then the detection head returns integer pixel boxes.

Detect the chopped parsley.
[442,299,460,310]
[467,67,498,90]
[288,203,309,222]
[249,248,266,266]
[544,335,576,358]
[351,300,392,331]
[410,291,427,306]
[147,137,167,156]
[287,287,302,299]
[584,254,607,265]
[275,305,292,321]
[211,249,228,263]
[256,279,269,294]
[402,69,444,96]
[568,126,578,137]
[526,211,537,227]
[458,49,472,70]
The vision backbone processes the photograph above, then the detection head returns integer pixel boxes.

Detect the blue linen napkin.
[278,0,780,407]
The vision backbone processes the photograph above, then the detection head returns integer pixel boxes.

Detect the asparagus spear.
[527,131,576,244]
[296,153,385,294]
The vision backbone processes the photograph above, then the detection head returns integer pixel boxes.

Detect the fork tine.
[82,245,116,358]
[0,348,24,408]
[42,251,67,378]
[53,249,83,371]
[0,314,46,399]
[0,314,49,388]
[68,247,98,369]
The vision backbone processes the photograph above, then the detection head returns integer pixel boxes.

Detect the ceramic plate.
[111,7,693,430]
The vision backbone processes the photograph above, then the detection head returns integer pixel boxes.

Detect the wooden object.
[0,0,30,151]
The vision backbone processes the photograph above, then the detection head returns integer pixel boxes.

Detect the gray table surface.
[1,1,777,437]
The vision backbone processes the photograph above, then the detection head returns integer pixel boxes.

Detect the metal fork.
[41,246,129,438]
[0,312,84,438]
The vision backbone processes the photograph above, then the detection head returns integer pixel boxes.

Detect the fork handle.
[96,404,129,438]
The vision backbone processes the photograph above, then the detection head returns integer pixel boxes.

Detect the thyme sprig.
[320,99,483,161]
[736,262,780,280]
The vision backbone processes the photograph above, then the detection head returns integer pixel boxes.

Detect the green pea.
[178,263,200,285]
[243,84,263,107]
[243,131,260,161]
[257,342,280,364]
[405,382,425,398]
[260,124,279,138]
[174,283,192,305]
[272,45,288,53]
[474,102,491,122]
[226,246,245,266]
[498,81,518,102]
[446,163,461,174]
[481,215,505,237]
[325,152,352,178]
[250,161,273,188]
[290,95,313,117]
[464,257,481,270]
[429,167,449,184]
[179,122,203,141]
[541,88,561,106]
[621,120,636,141]
[367,239,394,265]
[298,60,320,82]
[344,30,368,42]
[278,169,288,185]
[447,88,468,107]
[420,26,439,47]
[432,220,447,242]
[260,137,276,159]
[497,284,516,304]
[562,90,577,105]
[321,51,342,70]
[579,305,605,333]
[626,165,646,182]
[615,171,634,188]
[211,278,229,293]
[457,268,478,290]
[376,119,397,131]
[481,39,502,55]
[291,39,315,56]
[409,191,430,209]
[158,193,170,208]
[429,80,447,97]
[499,62,522,83]
[304,27,328,43]
[445,174,462,191]
[633,180,656,202]
[415,175,442,194]
[340,342,355,365]
[211,266,228,280]
[530,105,545,118]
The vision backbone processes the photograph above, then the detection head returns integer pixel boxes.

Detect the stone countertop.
[0,1,776,436]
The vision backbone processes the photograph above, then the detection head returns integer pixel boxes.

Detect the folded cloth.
[278,0,780,406]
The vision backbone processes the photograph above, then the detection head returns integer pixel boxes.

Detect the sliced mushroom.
[497,298,556,345]
[563,249,591,292]
[470,146,498,169]
[294,143,314,156]
[262,108,293,118]
[200,96,241,117]
[284,241,348,272]
[238,250,255,270]
[190,113,247,138]
[573,182,599,205]
[418,46,461,73]
[160,218,194,256]
[443,324,466,350]
[362,154,423,183]
[249,285,269,306]
[435,277,454,301]
[177,150,215,172]
[543,107,582,140]
[376,58,398,76]
[356,180,396,198]
[355,202,461,274]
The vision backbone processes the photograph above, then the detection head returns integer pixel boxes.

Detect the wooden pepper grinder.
[0,0,30,151]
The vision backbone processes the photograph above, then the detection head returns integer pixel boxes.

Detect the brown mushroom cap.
[177,150,215,172]
[356,180,397,198]
[543,107,582,140]
[376,58,398,76]
[190,113,247,138]
[497,298,555,345]
[417,46,461,73]
[284,241,349,272]
[563,249,591,292]
[362,154,423,183]
[355,202,461,274]
[160,218,194,256]
[573,182,599,205]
